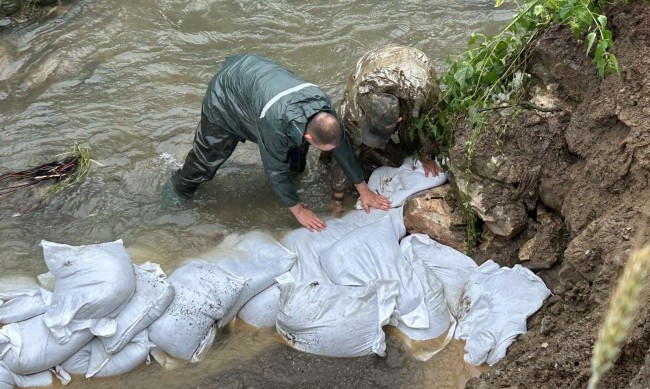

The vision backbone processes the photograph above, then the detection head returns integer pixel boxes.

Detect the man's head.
[360,93,400,148]
[305,112,343,151]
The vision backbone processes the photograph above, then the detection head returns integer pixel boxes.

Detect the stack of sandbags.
[400,234,552,366]
[237,208,406,329]
[210,231,297,328]
[148,231,295,366]
[0,240,176,385]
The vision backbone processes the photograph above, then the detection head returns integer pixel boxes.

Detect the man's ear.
[304,132,315,145]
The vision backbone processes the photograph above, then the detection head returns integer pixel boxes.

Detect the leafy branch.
[409,0,620,254]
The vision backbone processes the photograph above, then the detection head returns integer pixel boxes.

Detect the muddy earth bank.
[437,2,649,388]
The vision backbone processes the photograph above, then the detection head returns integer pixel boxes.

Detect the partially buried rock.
[403,184,467,252]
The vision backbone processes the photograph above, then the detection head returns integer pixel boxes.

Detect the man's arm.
[259,146,327,231]
[331,133,391,213]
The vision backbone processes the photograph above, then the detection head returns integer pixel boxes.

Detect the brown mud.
[451,2,650,388]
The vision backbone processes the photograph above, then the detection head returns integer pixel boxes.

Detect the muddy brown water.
[1,0,512,387]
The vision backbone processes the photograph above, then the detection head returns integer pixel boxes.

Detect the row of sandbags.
[0,231,298,388]
[0,157,551,388]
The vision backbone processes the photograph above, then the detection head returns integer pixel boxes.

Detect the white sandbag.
[59,331,150,378]
[207,231,296,328]
[397,248,453,341]
[58,341,90,376]
[276,273,398,358]
[400,234,478,317]
[148,260,245,361]
[0,288,52,324]
[89,330,149,378]
[282,207,405,283]
[237,283,280,328]
[40,239,136,344]
[319,217,441,332]
[0,362,52,389]
[0,314,93,375]
[356,157,447,209]
[99,263,174,354]
[455,260,551,365]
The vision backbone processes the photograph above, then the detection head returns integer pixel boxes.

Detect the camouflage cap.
[360,93,400,148]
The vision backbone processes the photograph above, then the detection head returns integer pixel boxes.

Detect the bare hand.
[421,158,444,177]
[356,182,391,213]
[289,204,327,232]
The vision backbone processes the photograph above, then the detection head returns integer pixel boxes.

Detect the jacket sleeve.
[259,144,300,208]
[332,131,365,185]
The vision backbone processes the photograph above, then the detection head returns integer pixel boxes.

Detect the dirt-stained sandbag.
[40,240,136,344]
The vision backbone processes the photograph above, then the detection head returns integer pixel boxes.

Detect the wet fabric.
[172,53,364,207]
[329,46,439,193]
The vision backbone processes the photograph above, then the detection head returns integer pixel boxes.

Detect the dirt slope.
[455,2,650,388]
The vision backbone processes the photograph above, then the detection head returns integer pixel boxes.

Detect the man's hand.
[421,158,444,177]
[289,203,327,232]
[356,182,391,213]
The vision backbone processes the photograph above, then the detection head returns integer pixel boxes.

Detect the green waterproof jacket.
[202,54,364,207]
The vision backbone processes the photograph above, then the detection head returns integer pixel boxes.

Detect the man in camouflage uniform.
[328,45,443,206]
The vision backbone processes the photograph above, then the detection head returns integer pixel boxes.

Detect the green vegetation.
[47,141,92,197]
[0,142,91,201]
[413,0,621,254]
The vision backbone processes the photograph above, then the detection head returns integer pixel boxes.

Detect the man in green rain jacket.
[169,53,390,231]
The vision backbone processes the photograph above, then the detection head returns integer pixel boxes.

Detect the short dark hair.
[305,112,342,146]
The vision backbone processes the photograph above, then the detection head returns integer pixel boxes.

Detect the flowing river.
[0,1,514,387]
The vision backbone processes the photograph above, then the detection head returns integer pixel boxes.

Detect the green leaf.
[468,34,478,46]
[609,54,620,74]
[495,0,504,7]
[586,31,596,55]
[597,59,606,78]
[417,126,426,142]
[485,72,500,84]
[597,15,607,29]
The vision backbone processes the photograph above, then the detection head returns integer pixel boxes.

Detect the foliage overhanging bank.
[412,0,622,254]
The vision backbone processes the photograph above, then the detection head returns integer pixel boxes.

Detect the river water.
[0,0,513,387]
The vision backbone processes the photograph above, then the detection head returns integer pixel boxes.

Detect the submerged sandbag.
[0,314,93,375]
[276,273,399,358]
[40,239,136,343]
[455,261,551,365]
[355,157,447,209]
[209,231,296,328]
[237,283,280,328]
[99,263,174,354]
[0,288,52,324]
[0,361,52,389]
[148,260,245,362]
